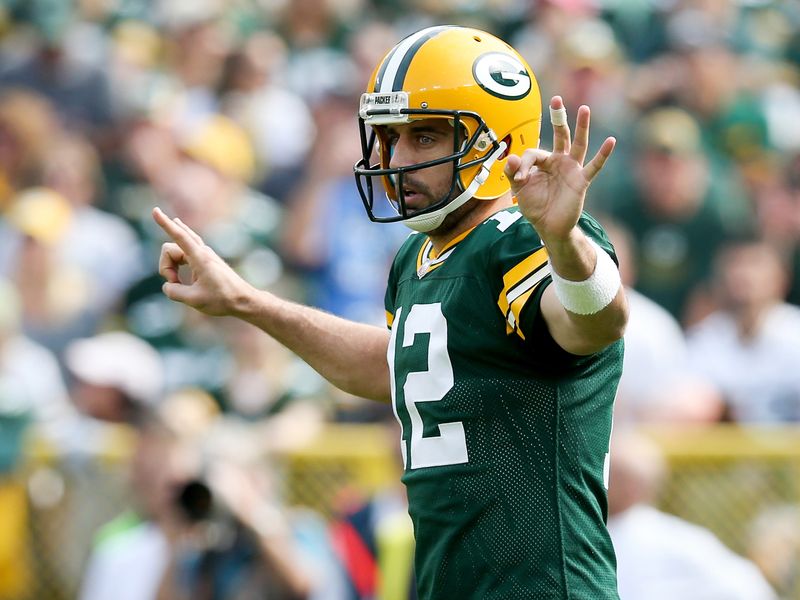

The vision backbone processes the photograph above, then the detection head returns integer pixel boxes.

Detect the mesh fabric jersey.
[384,206,622,599]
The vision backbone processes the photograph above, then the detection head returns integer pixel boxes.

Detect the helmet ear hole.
[499,134,512,161]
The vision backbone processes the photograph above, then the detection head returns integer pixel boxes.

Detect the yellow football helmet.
[354,25,542,232]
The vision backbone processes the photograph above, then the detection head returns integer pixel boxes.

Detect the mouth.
[402,185,426,210]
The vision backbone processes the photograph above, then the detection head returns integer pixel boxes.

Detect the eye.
[418,134,435,146]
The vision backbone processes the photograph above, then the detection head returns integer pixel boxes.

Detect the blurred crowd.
[0,0,799,598]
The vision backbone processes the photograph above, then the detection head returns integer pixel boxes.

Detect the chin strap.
[404,140,508,233]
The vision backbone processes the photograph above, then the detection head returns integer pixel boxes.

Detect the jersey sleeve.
[385,256,399,330]
[489,210,619,346]
[486,210,550,342]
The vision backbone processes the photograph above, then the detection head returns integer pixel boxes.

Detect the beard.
[426,195,484,238]
[396,167,489,236]
[399,174,443,213]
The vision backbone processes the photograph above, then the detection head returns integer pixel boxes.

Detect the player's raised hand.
[153,207,254,316]
[504,96,615,244]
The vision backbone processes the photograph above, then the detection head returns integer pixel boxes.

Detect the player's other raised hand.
[504,96,616,244]
[152,207,254,316]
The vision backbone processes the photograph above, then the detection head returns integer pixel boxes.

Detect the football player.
[154,25,627,599]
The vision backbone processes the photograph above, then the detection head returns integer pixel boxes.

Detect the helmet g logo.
[472,52,532,100]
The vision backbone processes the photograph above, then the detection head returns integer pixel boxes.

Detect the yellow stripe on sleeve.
[497,247,548,315]
[508,287,536,340]
[386,310,394,329]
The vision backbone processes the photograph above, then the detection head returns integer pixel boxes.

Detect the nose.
[388,133,412,170]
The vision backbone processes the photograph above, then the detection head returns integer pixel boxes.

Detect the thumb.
[162,281,198,306]
[504,154,522,180]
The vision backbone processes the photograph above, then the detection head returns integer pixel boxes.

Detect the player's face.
[385,118,457,212]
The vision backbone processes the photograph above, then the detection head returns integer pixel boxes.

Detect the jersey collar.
[415,226,475,278]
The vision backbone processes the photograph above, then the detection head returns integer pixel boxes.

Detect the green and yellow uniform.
[385,206,622,599]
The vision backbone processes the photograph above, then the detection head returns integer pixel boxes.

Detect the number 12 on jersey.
[388,303,469,470]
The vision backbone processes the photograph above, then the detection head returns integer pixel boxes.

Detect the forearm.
[250,522,312,600]
[232,288,392,402]
[540,227,596,280]
[258,544,311,600]
[540,226,628,355]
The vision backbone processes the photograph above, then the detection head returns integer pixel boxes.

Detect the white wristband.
[551,239,621,315]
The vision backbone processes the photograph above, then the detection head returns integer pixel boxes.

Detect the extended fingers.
[569,105,591,165]
[152,207,204,256]
[174,217,205,246]
[584,136,616,183]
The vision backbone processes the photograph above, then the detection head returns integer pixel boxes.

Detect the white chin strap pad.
[403,141,507,233]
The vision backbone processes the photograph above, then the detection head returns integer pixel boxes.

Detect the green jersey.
[384,207,622,599]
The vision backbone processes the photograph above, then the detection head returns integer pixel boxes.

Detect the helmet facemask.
[354,105,506,232]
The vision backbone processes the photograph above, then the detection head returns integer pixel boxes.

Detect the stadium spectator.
[607,431,777,600]
[687,235,800,422]
[280,87,406,422]
[104,19,166,121]
[78,411,180,600]
[219,31,316,202]
[348,21,399,94]
[56,322,174,596]
[157,114,280,279]
[153,3,230,137]
[148,416,317,600]
[0,277,81,450]
[511,0,600,90]
[40,133,146,310]
[79,390,330,600]
[64,330,165,423]
[749,152,800,306]
[665,22,771,170]
[546,18,630,214]
[602,218,722,424]
[552,18,627,135]
[610,106,737,324]
[0,6,114,136]
[153,25,628,599]
[1,188,107,354]
[0,88,59,208]
[0,142,145,350]
[276,0,357,106]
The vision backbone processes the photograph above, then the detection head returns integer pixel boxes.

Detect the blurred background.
[0,0,798,598]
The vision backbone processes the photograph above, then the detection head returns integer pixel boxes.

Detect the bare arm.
[152,208,391,402]
[206,461,312,599]
[235,290,391,401]
[505,97,628,355]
